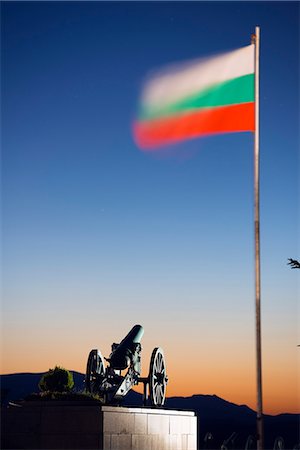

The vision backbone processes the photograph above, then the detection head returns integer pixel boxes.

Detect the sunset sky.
[1,1,299,415]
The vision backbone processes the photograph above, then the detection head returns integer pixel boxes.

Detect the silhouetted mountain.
[1,372,299,449]
[1,371,85,405]
[164,395,299,449]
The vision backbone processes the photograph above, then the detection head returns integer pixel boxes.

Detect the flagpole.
[253,26,264,450]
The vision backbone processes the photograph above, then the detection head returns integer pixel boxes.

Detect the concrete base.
[2,402,197,450]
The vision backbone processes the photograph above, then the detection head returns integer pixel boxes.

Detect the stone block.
[170,434,182,450]
[40,433,101,449]
[157,433,170,450]
[133,413,147,435]
[149,434,159,450]
[170,415,190,435]
[103,411,135,434]
[187,433,197,450]
[190,417,197,436]
[5,408,41,433]
[171,414,197,436]
[3,432,40,450]
[40,406,102,434]
[180,434,188,450]
[111,433,132,450]
[147,413,169,435]
[103,434,111,450]
[132,433,153,450]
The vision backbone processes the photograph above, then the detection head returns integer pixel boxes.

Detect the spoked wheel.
[149,347,168,406]
[85,349,105,394]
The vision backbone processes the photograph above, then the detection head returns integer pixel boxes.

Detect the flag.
[133,44,255,149]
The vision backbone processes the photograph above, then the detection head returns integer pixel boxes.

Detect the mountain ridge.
[2,371,295,416]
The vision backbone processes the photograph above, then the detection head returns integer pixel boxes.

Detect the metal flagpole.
[252,26,264,450]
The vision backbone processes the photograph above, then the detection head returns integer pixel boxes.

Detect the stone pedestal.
[2,402,197,450]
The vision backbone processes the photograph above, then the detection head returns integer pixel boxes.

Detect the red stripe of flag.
[133,103,255,149]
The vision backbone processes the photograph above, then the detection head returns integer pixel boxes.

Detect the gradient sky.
[1,1,299,415]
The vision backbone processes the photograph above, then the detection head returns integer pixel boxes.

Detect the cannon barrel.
[119,324,144,346]
[109,325,144,370]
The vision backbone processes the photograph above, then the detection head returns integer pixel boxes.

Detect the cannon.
[85,325,168,407]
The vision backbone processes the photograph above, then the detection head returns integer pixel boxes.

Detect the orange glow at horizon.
[2,325,299,416]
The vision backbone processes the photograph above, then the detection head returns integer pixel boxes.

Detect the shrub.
[39,366,74,393]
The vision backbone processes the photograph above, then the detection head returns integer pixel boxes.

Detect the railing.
[199,432,299,449]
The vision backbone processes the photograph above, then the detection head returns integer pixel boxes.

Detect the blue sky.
[1,1,299,413]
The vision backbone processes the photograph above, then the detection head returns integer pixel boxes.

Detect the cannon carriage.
[85,325,168,407]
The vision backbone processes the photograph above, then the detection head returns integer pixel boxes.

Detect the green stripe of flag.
[139,73,255,121]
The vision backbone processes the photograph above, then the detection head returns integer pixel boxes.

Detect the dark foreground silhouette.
[1,372,299,449]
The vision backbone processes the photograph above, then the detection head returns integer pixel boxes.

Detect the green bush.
[39,366,74,393]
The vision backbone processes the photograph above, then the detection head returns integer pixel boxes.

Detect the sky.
[1,1,299,415]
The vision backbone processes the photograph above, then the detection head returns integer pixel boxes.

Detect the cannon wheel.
[85,349,105,394]
[149,347,167,406]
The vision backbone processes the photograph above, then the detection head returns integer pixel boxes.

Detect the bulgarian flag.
[133,44,255,149]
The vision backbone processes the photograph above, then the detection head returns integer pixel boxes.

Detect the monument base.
[2,402,197,450]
